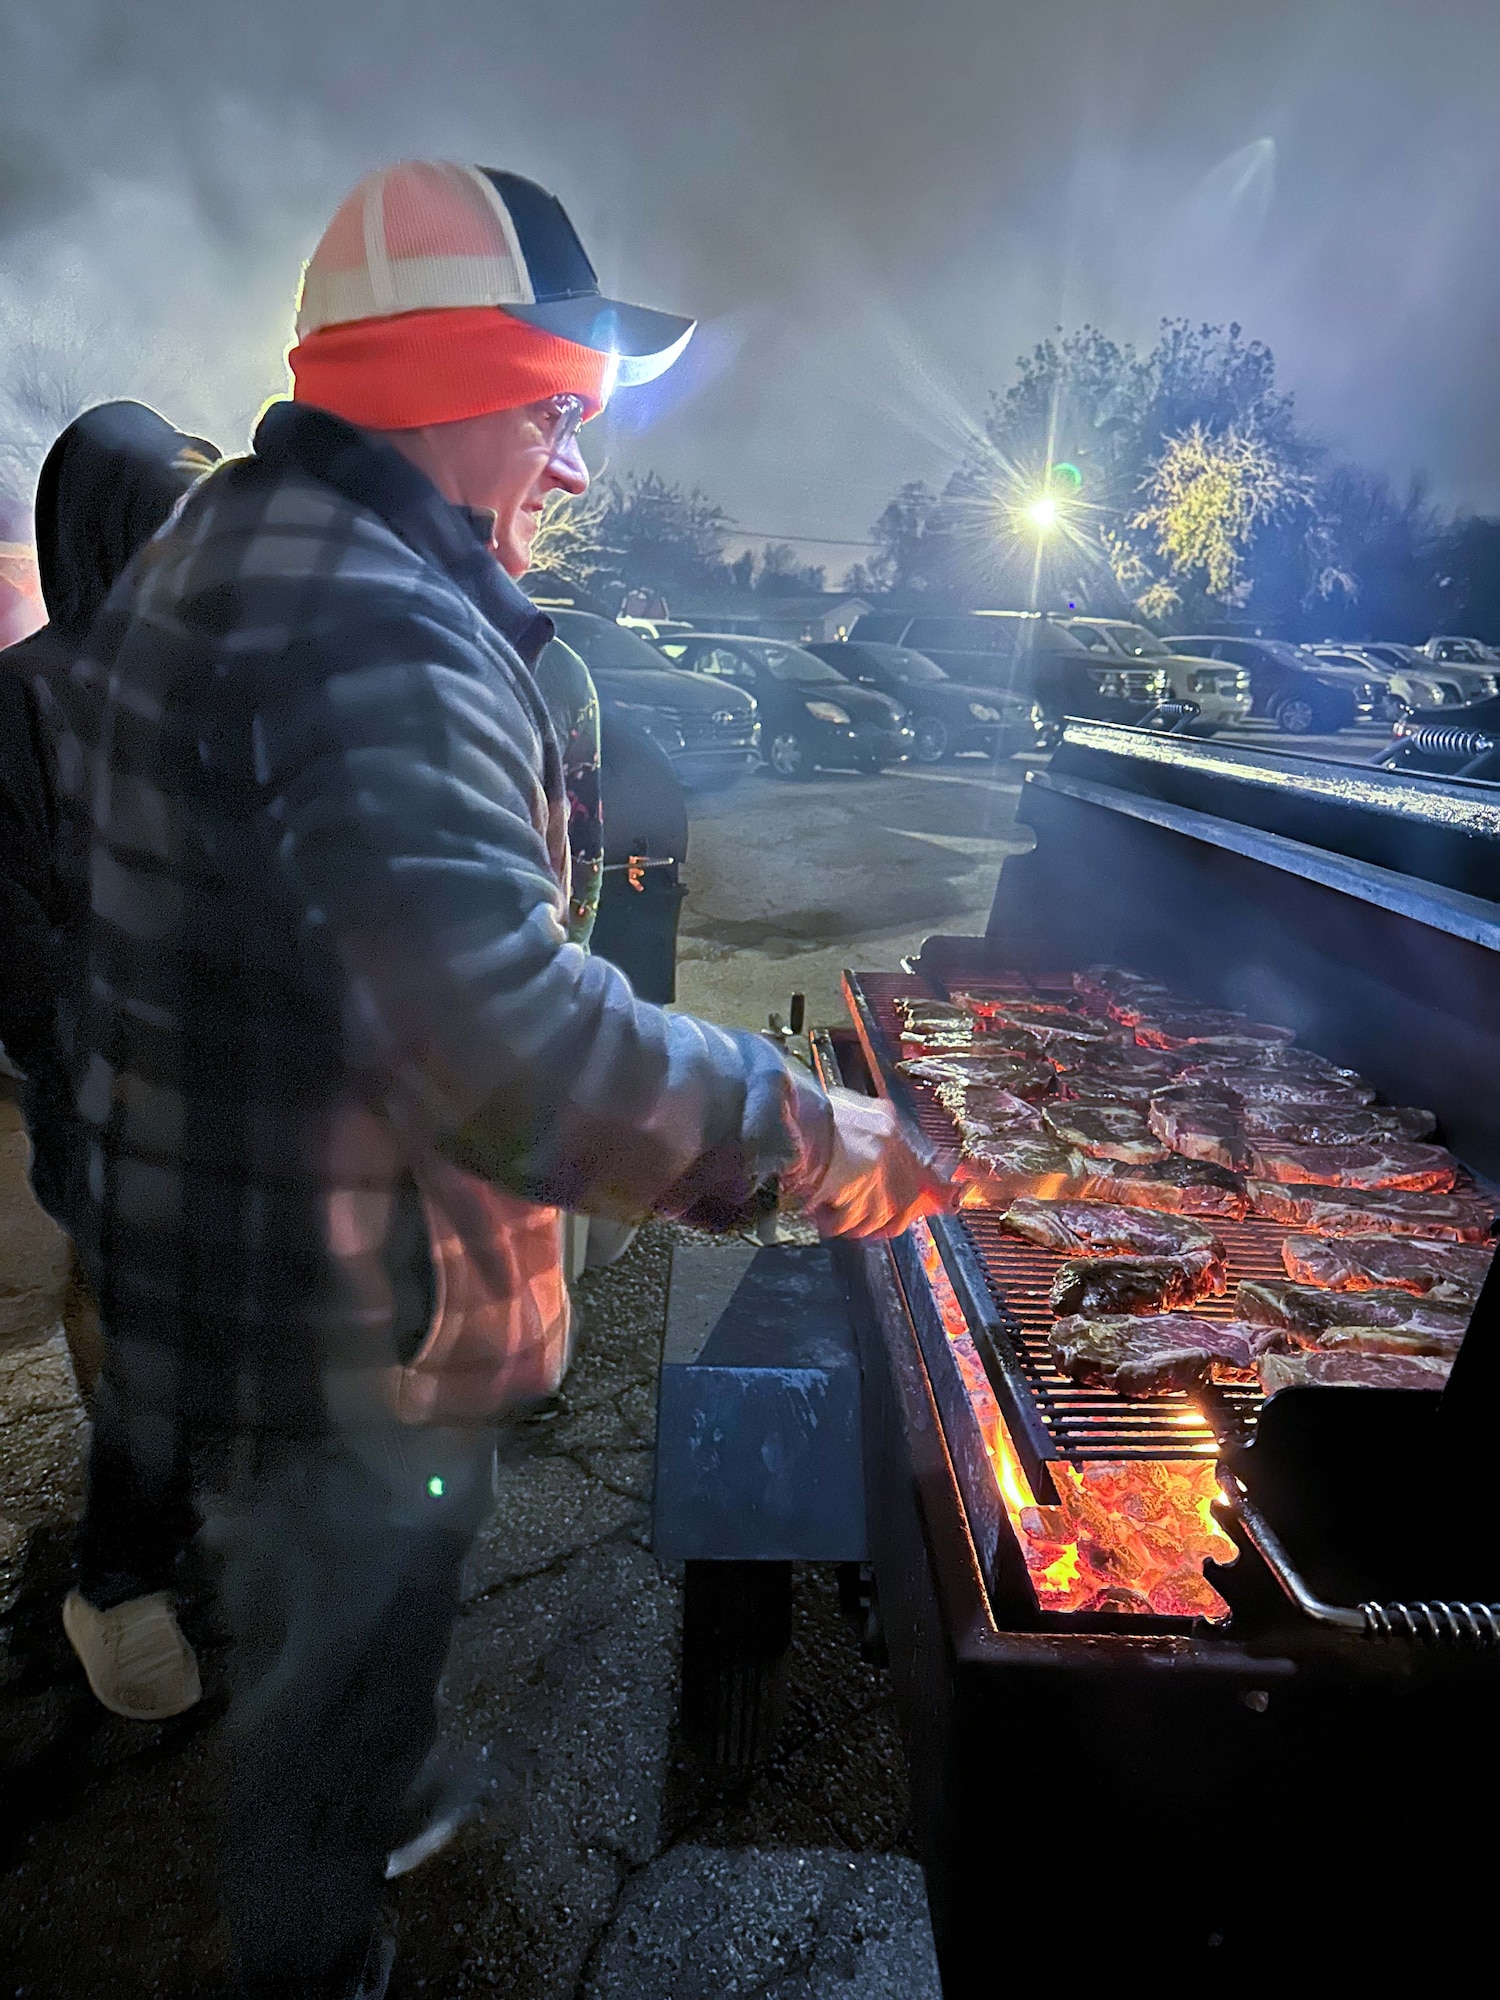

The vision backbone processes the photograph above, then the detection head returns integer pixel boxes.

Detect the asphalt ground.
[0,713,1388,1996]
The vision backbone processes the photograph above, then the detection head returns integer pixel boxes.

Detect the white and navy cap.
[295,161,695,388]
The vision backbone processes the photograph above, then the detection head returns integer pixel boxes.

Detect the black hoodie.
[0,403,218,1195]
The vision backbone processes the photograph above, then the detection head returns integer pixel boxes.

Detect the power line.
[726,528,879,549]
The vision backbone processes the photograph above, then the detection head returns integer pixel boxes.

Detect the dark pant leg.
[74,1335,202,1609]
[213,1421,494,1992]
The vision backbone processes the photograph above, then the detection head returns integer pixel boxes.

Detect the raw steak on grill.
[942,1088,1046,1138]
[1000,1199,1225,1277]
[1147,1091,1250,1172]
[954,1136,1090,1205]
[1134,1009,1296,1051]
[1258,1349,1451,1394]
[1050,1256,1220,1317]
[1247,1139,1458,1193]
[1235,1281,1469,1354]
[1080,1154,1249,1220]
[1041,1102,1168,1164]
[1239,1102,1436,1144]
[1050,1313,1270,1398]
[900,1052,1053,1096]
[1071,966,1182,1020]
[1178,1059,1375,1107]
[1281,1233,1493,1307]
[1246,1181,1495,1242]
[894,997,974,1032]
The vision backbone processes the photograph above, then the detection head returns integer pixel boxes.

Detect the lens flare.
[1025,496,1059,532]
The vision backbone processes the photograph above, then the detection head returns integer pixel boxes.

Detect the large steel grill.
[822,721,1500,1982]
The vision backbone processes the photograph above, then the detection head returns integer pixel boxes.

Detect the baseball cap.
[296,162,695,390]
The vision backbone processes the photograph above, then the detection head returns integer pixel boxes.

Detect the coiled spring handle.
[1218,1477,1500,1650]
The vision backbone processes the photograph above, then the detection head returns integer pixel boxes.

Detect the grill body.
[835,723,1500,1979]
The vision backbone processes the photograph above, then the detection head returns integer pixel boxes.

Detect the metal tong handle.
[1218,1474,1500,1649]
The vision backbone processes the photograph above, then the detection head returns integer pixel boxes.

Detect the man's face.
[416,397,590,576]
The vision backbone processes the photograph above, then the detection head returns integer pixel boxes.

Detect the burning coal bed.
[873,966,1498,1623]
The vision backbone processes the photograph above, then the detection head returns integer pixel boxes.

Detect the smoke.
[2,0,1499,536]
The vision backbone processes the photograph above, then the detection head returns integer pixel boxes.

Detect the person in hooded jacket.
[0,406,223,1730]
[1,403,221,1229]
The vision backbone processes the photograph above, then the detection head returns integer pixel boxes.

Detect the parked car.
[1165,636,1359,734]
[848,610,1168,738]
[1357,641,1498,705]
[546,610,760,791]
[1421,636,1500,670]
[1308,645,1452,721]
[655,632,913,776]
[1062,618,1251,734]
[801,639,1045,762]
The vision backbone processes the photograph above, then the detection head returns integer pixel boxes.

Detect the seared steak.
[1147,1092,1250,1172]
[900,1052,1055,1097]
[1050,1313,1269,1397]
[1001,1198,1225,1276]
[1080,1154,1249,1220]
[1239,1102,1436,1143]
[1246,1181,1494,1241]
[1050,1255,1221,1316]
[1135,1009,1296,1051]
[1259,1349,1451,1393]
[1041,1102,1168,1163]
[942,1088,1045,1137]
[954,1136,1090,1205]
[1281,1233,1493,1306]
[1180,1067,1375,1109]
[1235,1280,1469,1354]
[1246,1139,1458,1193]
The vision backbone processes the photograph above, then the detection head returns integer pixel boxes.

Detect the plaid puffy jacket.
[52,403,832,1430]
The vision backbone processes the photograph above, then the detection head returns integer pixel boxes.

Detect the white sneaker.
[62,1588,202,1720]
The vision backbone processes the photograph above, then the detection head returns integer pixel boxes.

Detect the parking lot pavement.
[0,1221,933,1998]
[675,755,1037,1033]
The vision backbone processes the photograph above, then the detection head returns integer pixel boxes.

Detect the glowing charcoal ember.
[1247,1180,1495,1241]
[1281,1232,1493,1306]
[908,1221,1233,1621]
[1246,1139,1458,1193]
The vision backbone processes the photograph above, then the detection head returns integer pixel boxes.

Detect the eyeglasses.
[537,394,587,457]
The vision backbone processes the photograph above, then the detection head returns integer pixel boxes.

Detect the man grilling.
[59,159,941,1998]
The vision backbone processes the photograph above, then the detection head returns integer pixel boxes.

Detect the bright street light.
[1025,495,1059,533]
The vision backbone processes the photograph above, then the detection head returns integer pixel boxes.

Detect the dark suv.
[849,610,1169,739]
[1166,636,1358,734]
[547,610,761,790]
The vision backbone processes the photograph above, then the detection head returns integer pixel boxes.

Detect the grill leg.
[680,1559,793,1770]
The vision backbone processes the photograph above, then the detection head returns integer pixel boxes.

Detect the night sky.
[3,0,1499,570]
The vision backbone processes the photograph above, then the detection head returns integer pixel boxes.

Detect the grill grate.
[849,968,1281,1462]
